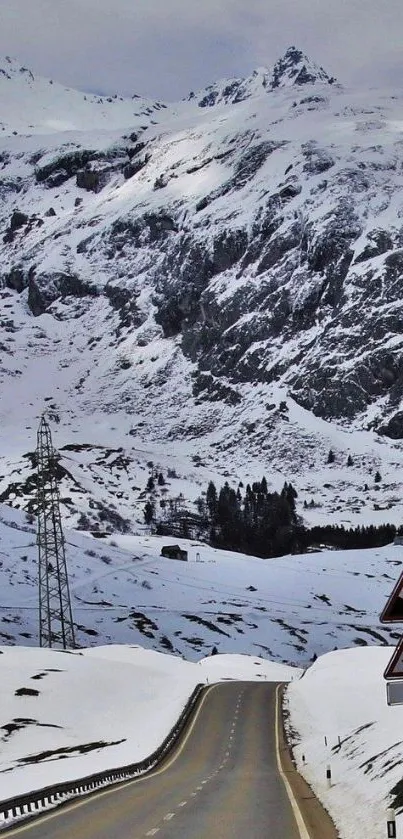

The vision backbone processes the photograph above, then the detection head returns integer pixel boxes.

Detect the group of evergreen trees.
[204,478,299,558]
[145,469,400,559]
[302,523,398,551]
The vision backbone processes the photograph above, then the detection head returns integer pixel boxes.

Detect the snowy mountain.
[1,46,403,530]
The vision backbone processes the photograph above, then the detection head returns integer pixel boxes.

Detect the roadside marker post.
[387,808,396,838]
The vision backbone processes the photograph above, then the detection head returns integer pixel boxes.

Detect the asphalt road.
[6,682,301,839]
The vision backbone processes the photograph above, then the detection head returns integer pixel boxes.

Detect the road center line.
[163,813,175,821]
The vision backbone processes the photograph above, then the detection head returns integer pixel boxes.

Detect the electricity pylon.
[36,416,76,649]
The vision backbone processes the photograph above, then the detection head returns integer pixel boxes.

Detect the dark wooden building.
[160,544,188,561]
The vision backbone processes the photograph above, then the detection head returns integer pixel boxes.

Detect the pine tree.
[144,501,154,524]
[327,449,335,464]
[206,481,218,522]
[282,481,297,513]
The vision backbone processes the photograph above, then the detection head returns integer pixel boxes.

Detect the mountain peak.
[190,47,337,109]
[270,46,337,89]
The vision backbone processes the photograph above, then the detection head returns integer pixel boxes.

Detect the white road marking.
[163,813,175,821]
[146,830,160,836]
[275,685,311,839]
[178,801,187,807]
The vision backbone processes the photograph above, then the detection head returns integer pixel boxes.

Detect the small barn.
[160,544,188,561]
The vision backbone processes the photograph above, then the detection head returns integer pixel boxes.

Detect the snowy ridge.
[0,54,167,135]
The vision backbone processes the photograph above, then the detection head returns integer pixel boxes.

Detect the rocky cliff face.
[2,47,403,531]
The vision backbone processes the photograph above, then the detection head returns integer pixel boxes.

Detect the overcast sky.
[1,0,403,100]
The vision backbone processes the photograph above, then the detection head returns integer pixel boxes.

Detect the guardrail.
[0,683,205,831]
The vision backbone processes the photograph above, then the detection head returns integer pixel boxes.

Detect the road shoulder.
[276,685,339,839]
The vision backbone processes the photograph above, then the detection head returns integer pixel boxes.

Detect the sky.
[1,0,403,100]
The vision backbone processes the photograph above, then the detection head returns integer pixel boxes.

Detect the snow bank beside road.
[199,652,300,682]
[0,644,297,800]
[286,647,403,839]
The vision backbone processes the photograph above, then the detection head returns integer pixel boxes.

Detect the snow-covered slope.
[1,46,403,529]
[286,647,403,839]
[0,55,167,135]
[0,503,399,662]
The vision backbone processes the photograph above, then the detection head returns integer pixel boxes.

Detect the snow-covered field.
[0,643,297,801]
[286,647,403,839]
[0,502,400,663]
